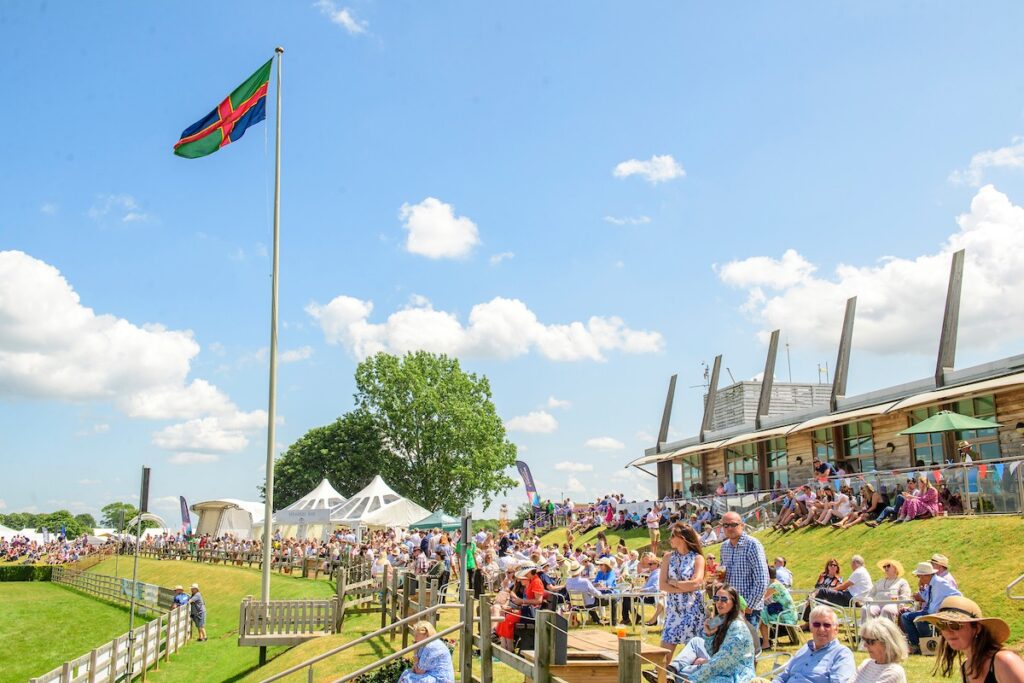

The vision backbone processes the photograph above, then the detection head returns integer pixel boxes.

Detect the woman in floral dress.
[658,521,707,669]
[398,621,454,683]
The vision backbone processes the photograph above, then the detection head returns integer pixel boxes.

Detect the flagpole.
[261,46,284,610]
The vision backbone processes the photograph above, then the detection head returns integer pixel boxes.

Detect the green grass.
[0,582,151,683]
[90,557,336,682]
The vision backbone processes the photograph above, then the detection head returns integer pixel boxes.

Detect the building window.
[953,394,1000,460]
[764,437,788,489]
[812,428,836,466]
[841,420,875,473]
[676,454,703,497]
[910,407,945,467]
[726,443,761,492]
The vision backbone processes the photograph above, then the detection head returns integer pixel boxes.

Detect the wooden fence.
[137,546,364,580]
[52,566,170,614]
[29,603,191,682]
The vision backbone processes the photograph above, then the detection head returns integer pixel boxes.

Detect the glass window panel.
[726,443,760,492]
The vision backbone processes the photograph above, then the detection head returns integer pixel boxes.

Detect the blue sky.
[4,2,1024,524]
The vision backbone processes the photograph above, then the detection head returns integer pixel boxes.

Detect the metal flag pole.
[260,45,284,622]
[124,466,149,681]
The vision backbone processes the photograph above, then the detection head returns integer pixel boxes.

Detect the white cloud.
[565,476,586,494]
[78,479,101,485]
[400,197,480,259]
[0,251,265,455]
[489,251,515,266]
[153,410,267,453]
[168,452,221,465]
[40,203,58,215]
[717,185,1024,354]
[505,411,558,434]
[152,496,182,509]
[280,346,314,363]
[307,294,664,362]
[950,137,1024,187]
[208,342,226,356]
[604,215,651,226]
[75,423,110,437]
[554,461,593,472]
[635,429,656,443]
[88,194,149,223]
[314,0,367,34]
[584,436,625,451]
[545,396,571,410]
[613,154,685,184]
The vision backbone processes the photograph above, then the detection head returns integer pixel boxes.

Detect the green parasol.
[898,410,1001,436]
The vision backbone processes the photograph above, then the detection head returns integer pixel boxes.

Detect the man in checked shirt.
[718,511,769,628]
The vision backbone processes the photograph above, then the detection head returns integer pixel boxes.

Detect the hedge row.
[0,565,53,582]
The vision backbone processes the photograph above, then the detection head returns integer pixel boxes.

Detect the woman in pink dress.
[896,476,939,522]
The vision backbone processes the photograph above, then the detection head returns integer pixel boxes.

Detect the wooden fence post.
[87,649,98,683]
[389,569,399,641]
[417,577,427,614]
[460,591,474,683]
[617,638,641,683]
[379,572,388,630]
[108,636,119,683]
[533,610,552,683]
[336,568,347,630]
[479,594,493,683]
[401,573,413,650]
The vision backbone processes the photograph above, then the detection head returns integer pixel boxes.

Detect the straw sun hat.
[917,596,1010,644]
[876,559,904,577]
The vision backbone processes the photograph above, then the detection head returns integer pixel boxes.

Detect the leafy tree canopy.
[265,409,401,509]
[354,351,518,515]
[100,502,156,531]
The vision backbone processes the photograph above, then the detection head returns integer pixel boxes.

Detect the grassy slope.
[0,582,150,683]
[90,557,335,683]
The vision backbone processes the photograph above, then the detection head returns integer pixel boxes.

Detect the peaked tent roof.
[282,478,347,512]
[330,475,431,529]
[0,523,20,538]
[408,510,461,531]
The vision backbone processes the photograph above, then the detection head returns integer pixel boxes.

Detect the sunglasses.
[936,621,964,632]
[861,637,878,645]
[882,564,892,570]
[810,622,836,630]
[712,595,732,603]
[722,522,741,528]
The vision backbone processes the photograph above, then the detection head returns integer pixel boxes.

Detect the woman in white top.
[849,617,907,683]
[863,559,912,623]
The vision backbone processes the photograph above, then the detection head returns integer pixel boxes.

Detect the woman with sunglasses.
[659,522,707,671]
[801,558,843,625]
[667,584,755,683]
[919,596,1024,683]
[849,617,908,682]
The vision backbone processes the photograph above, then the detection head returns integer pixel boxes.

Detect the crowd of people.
[1,532,112,564]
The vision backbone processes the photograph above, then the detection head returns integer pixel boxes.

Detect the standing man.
[188,583,207,642]
[718,511,769,628]
[646,505,662,554]
[172,584,189,608]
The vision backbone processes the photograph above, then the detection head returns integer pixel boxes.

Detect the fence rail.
[238,596,339,647]
[29,603,191,682]
[52,566,169,614]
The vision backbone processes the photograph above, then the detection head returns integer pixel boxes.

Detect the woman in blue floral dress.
[398,621,454,683]
[658,521,707,669]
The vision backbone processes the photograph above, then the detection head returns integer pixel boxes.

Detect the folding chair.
[812,596,860,647]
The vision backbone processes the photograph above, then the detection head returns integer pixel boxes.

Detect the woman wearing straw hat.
[863,560,912,623]
[917,596,1024,682]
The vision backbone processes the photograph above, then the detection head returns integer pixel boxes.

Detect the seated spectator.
[773,605,856,682]
[918,596,1024,682]
[867,480,918,527]
[621,552,664,626]
[850,617,908,683]
[802,558,842,625]
[836,483,887,530]
[900,561,961,655]
[813,554,872,608]
[773,489,800,530]
[863,559,911,623]
[773,556,793,588]
[938,484,964,515]
[399,620,455,683]
[564,560,605,625]
[668,584,756,683]
[895,476,939,523]
[930,553,957,589]
[759,566,798,649]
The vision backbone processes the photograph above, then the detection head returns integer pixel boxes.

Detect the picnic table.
[523,628,670,683]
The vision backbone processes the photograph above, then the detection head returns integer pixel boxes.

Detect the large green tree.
[265,410,400,508]
[99,502,157,531]
[354,351,518,514]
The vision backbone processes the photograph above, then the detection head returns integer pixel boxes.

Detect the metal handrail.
[333,623,462,683]
[1006,573,1024,601]
[259,601,462,682]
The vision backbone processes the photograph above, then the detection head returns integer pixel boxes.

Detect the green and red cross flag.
[174,58,272,159]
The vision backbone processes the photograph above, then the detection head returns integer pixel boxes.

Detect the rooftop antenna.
[785,340,792,383]
[690,361,710,389]
[726,368,737,384]
[818,362,830,385]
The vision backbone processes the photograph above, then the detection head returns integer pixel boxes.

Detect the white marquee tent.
[0,523,20,538]
[272,478,347,540]
[329,475,430,530]
[190,498,265,539]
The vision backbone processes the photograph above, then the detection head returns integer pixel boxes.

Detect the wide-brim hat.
[595,557,615,568]
[173,585,184,591]
[912,562,936,576]
[930,553,950,568]
[916,596,1010,644]
[567,561,583,576]
[514,566,536,579]
[190,583,200,589]
[876,559,904,577]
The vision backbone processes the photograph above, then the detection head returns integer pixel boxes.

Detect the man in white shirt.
[774,556,793,588]
[645,506,661,553]
[814,554,872,606]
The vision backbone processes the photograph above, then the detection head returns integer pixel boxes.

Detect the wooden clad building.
[636,359,1024,498]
